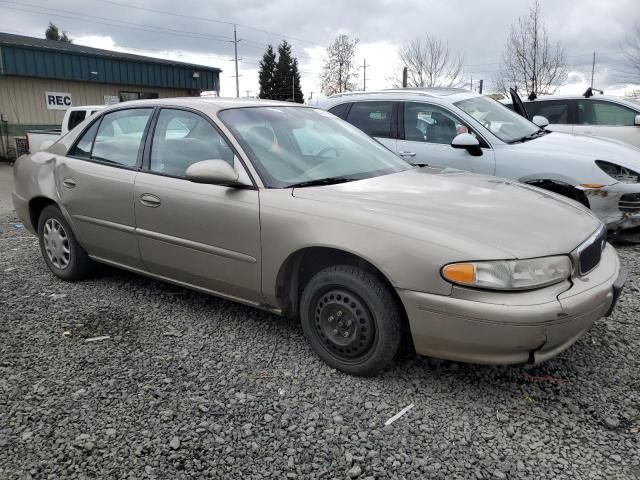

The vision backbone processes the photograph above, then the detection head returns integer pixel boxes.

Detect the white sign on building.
[103,95,119,105]
[45,92,73,110]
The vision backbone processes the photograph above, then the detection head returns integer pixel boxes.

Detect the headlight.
[596,160,640,183]
[441,256,572,291]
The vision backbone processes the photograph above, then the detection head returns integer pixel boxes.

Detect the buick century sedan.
[12,98,626,375]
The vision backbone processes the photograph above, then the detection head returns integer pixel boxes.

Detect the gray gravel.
[1,212,639,479]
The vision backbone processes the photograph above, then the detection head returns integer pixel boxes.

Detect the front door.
[134,108,262,302]
[396,102,495,174]
[57,107,154,269]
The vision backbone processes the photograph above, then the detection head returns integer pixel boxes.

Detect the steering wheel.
[316,147,340,159]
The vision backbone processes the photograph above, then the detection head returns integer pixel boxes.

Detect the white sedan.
[318,88,640,240]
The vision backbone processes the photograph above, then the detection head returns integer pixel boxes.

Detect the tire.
[299,265,403,376]
[37,205,93,281]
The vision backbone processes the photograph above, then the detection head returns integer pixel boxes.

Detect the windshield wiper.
[508,129,547,144]
[286,176,355,188]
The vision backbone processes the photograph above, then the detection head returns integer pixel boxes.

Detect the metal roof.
[0,32,220,91]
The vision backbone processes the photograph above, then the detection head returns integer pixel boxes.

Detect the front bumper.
[585,183,640,232]
[399,244,623,365]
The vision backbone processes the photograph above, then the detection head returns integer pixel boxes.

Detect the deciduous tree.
[321,34,359,95]
[495,0,567,96]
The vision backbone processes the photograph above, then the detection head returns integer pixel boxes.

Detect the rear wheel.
[299,265,402,376]
[37,205,93,281]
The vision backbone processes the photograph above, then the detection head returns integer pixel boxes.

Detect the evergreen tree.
[45,22,72,43]
[291,58,304,103]
[258,45,277,99]
[273,40,294,101]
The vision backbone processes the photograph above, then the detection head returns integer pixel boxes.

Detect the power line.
[93,0,327,49]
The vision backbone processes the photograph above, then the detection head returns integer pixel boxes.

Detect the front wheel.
[299,265,403,376]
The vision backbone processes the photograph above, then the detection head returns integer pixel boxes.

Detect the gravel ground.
[1,211,639,480]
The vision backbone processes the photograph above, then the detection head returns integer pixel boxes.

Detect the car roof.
[504,93,639,105]
[317,88,479,106]
[102,97,307,113]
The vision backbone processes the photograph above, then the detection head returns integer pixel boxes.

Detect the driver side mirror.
[635,114,640,126]
[532,115,550,128]
[185,160,251,187]
[451,133,483,157]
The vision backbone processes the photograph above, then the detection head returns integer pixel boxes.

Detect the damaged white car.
[319,89,640,240]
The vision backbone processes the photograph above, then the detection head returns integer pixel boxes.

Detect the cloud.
[0,0,637,97]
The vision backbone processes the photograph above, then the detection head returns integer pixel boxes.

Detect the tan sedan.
[12,98,626,375]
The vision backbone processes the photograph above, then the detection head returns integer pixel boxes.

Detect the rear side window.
[345,101,394,138]
[577,100,637,126]
[69,108,152,167]
[67,110,86,131]
[526,100,569,124]
[68,121,100,159]
[149,109,234,177]
[328,103,350,119]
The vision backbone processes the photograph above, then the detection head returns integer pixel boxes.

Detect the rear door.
[134,107,262,302]
[57,107,153,269]
[574,99,640,147]
[343,101,397,152]
[396,101,495,174]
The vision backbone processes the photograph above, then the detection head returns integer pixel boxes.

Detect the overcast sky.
[0,0,638,100]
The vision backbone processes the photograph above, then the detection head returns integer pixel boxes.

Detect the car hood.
[513,131,640,170]
[292,167,601,259]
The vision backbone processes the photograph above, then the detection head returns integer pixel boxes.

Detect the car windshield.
[219,106,412,188]
[454,96,541,143]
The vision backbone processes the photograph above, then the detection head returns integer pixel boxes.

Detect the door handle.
[139,193,161,208]
[398,151,416,157]
[62,178,76,188]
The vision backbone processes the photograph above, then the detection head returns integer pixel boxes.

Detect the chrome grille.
[577,226,607,275]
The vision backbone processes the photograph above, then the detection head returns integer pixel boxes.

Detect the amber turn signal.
[442,263,475,285]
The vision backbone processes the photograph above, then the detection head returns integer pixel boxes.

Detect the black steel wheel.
[300,265,403,376]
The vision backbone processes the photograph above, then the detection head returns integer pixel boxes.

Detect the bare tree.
[321,34,359,96]
[495,0,567,96]
[393,34,464,88]
[622,23,640,84]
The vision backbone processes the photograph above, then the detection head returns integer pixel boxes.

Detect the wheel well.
[527,179,589,208]
[28,197,56,231]
[275,247,403,320]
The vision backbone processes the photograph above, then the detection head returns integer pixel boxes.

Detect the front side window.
[404,102,474,144]
[219,107,411,188]
[454,96,541,143]
[345,101,394,138]
[577,100,637,126]
[149,109,234,177]
[526,100,569,124]
[91,108,153,167]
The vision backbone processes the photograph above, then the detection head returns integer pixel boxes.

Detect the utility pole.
[338,60,343,93]
[233,24,240,98]
[360,58,370,91]
[478,79,484,94]
[292,75,295,102]
[470,76,473,92]
[590,51,596,88]
[402,66,408,88]
[245,90,251,97]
